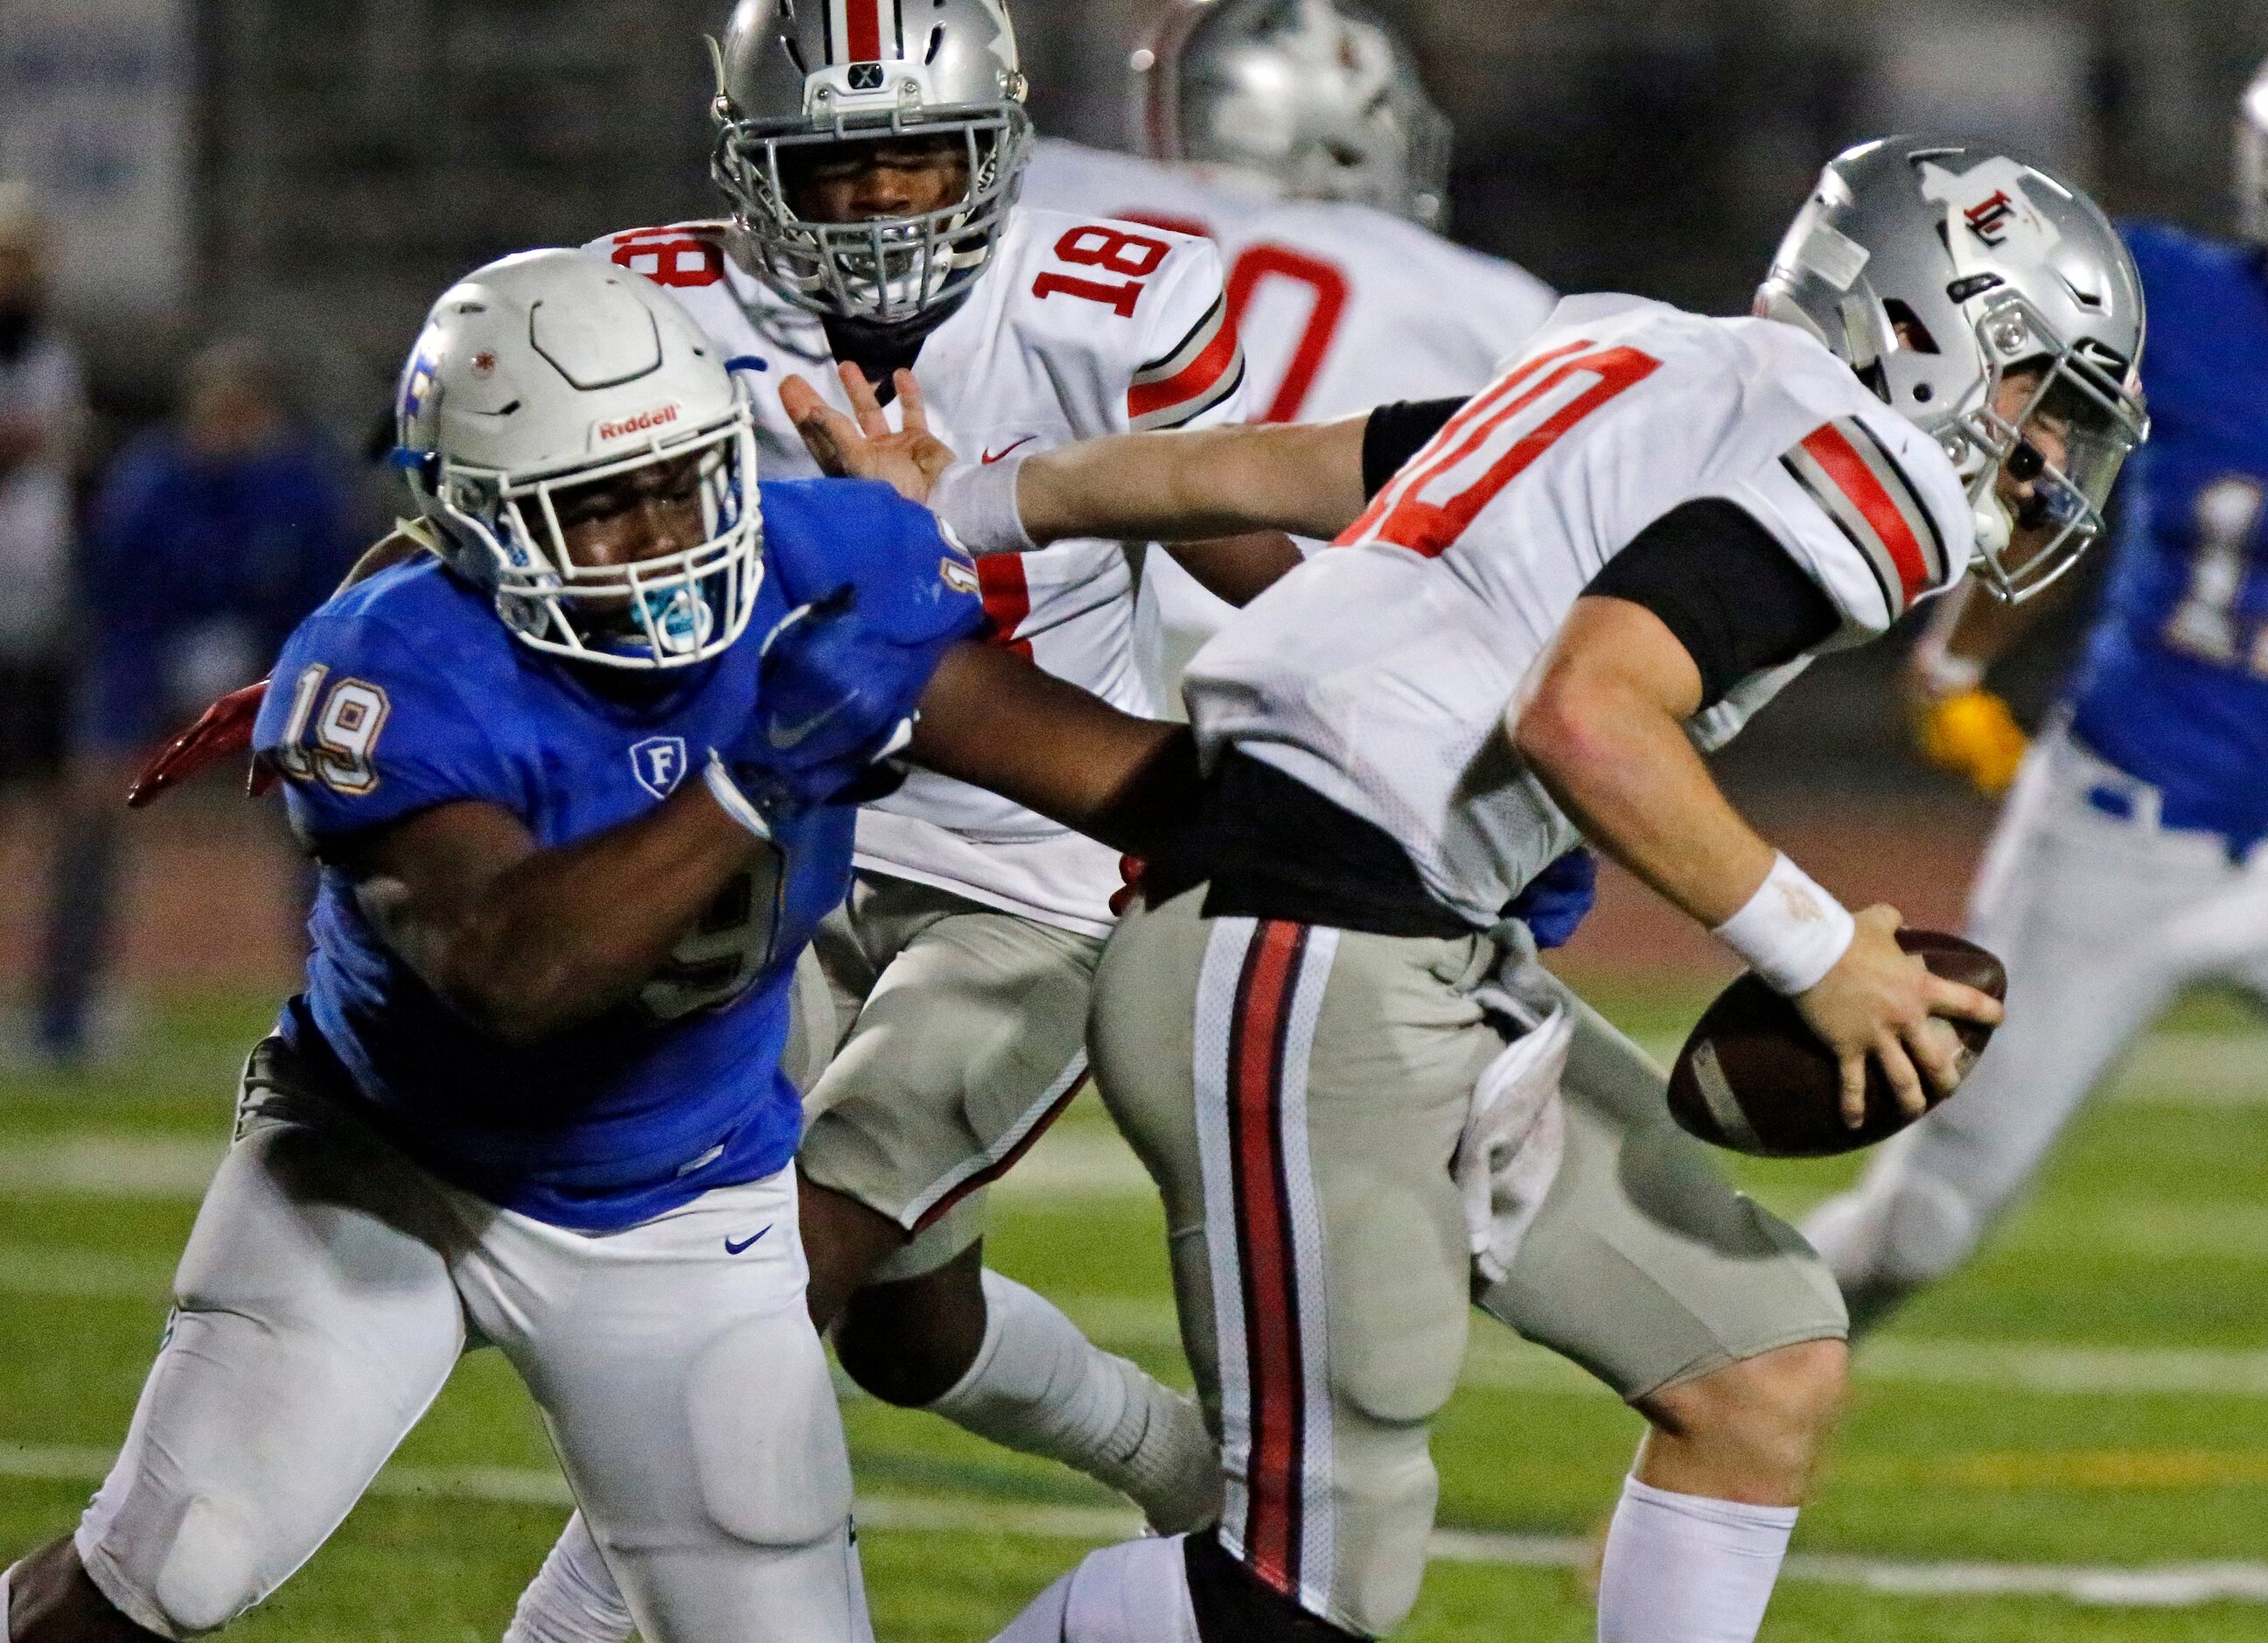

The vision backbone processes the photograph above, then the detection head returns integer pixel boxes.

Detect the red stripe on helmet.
[847,0,884,62]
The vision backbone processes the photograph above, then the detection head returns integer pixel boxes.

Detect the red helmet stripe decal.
[832,0,891,63]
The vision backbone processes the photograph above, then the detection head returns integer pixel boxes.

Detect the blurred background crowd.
[2,0,2265,1065]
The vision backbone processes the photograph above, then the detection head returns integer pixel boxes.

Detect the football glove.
[1507,847,1597,951]
[1913,688,2027,797]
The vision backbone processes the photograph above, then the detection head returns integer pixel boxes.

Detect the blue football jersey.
[2066,222,2268,829]
[252,477,980,1232]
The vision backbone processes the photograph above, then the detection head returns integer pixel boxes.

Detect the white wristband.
[930,453,1036,557]
[1711,853,1854,996]
[703,751,773,842]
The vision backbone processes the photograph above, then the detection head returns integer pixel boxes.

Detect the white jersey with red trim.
[1184,293,1975,927]
[1022,141,1556,423]
[593,207,1247,934]
[1021,140,1557,695]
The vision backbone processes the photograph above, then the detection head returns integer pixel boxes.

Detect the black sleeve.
[1360,397,1468,498]
[1583,500,1841,710]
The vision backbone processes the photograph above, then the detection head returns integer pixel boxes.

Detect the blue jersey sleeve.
[255,574,520,841]
[759,477,984,644]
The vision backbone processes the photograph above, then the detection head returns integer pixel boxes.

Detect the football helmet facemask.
[710,0,1033,326]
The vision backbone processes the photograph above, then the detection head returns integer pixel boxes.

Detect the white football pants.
[1806,727,2268,1318]
[73,1043,871,1643]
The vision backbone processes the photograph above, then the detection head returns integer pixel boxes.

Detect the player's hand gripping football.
[1796,904,2005,1127]
[782,363,959,506]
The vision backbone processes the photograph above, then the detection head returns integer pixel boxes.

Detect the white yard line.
[3,1441,2265,1609]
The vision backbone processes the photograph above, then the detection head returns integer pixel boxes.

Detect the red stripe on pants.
[1226,918,1308,1595]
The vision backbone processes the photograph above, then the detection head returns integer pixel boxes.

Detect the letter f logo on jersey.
[632,736,688,799]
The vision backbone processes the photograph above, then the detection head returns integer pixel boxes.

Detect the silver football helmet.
[711,0,1032,325]
[1757,137,2149,602]
[2238,59,2268,242]
[1131,0,1452,229]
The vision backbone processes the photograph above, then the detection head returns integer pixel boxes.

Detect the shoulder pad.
[761,478,984,647]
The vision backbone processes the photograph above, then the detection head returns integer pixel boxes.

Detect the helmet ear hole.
[1882,299,1940,354]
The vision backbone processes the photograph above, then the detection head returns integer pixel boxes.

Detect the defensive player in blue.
[0,248,1195,1643]
[1805,91,2268,1329]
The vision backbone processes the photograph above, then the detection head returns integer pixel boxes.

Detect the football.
[1665,930,2007,1158]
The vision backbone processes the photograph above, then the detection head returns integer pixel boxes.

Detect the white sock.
[1597,1478,1797,1643]
[991,1535,1199,1643]
[928,1270,1221,1534]
[504,1513,635,1643]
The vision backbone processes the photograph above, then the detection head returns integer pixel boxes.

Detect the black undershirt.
[1159,401,1841,935]
[820,292,970,406]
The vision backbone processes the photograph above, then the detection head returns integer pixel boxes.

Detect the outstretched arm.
[782,364,1372,546]
[906,640,1199,856]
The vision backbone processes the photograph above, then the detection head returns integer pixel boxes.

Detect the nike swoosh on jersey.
[767,696,855,750]
[981,436,1036,465]
[724,1227,772,1255]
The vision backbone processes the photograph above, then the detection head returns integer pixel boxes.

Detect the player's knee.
[1876,1171,1990,1284]
[688,1317,855,1548]
[134,1493,269,1636]
[1644,1337,1848,1465]
[834,1261,988,1409]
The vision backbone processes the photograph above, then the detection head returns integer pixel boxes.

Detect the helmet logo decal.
[630,736,689,800]
[1918,156,2062,276]
[469,349,499,380]
[596,401,683,443]
[1962,191,2017,248]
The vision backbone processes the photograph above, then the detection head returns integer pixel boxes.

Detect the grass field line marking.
[7,1441,2268,1608]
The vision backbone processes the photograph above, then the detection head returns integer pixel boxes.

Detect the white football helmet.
[1757,137,2149,602]
[1130,0,1452,228]
[394,248,763,670]
[711,0,1033,325]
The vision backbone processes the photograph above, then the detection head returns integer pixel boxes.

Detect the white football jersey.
[594,207,1248,935]
[1186,294,1974,927]
[1021,139,1558,687]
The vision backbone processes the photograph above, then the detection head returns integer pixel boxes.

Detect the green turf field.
[5,982,2267,1641]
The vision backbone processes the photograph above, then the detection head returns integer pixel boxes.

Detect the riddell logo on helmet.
[597,402,682,443]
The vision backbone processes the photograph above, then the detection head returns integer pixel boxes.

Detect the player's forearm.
[1016,418,1370,547]
[1514,681,1776,930]
[1510,599,1778,931]
[907,640,1202,855]
[1909,576,2049,691]
[1164,531,1305,607]
[358,790,770,1045]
